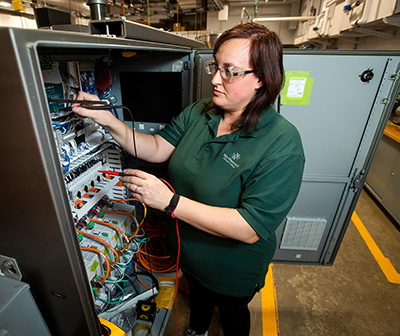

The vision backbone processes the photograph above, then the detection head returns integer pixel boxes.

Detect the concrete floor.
[163,189,400,336]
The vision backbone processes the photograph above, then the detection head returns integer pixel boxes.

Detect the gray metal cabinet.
[366,134,400,224]
[0,26,400,336]
[384,151,400,222]
[0,276,51,336]
[195,50,400,265]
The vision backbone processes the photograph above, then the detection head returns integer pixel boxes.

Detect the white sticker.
[172,61,183,72]
[159,281,174,287]
[42,63,62,83]
[287,79,306,98]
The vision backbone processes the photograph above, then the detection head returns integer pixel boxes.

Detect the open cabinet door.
[194,50,400,265]
[0,27,195,336]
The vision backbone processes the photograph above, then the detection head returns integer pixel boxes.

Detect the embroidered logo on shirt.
[223,152,240,169]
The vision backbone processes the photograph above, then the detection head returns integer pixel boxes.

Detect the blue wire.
[62,148,70,173]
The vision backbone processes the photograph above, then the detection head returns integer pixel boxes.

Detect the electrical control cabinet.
[194,50,400,264]
[0,26,399,336]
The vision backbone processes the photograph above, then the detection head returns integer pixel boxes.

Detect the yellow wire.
[147,0,150,25]
[141,204,147,226]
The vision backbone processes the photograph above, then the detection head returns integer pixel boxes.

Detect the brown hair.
[206,22,284,133]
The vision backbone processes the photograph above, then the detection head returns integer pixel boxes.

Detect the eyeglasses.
[204,58,254,83]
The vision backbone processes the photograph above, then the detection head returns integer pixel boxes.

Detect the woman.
[73,22,305,336]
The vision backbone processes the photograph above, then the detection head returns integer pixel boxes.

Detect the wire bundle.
[137,220,176,273]
[108,198,176,273]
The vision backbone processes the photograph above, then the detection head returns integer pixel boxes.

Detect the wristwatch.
[165,193,180,218]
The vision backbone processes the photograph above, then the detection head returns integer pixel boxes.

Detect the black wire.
[123,273,140,294]
[134,270,159,291]
[83,105,139,169]
[135,210,158,336]
[145,319,155,336]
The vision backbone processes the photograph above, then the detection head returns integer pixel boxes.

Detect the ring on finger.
[135,186,139,193]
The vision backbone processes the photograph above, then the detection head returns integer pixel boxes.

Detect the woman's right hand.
[71,91,114,128]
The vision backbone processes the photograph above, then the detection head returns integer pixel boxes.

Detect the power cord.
[83,105,139,169]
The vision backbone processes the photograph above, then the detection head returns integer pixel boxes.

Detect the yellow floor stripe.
[261,264,279,335]
[352,211,400,284]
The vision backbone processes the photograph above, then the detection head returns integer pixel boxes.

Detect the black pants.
[185,274,257,336]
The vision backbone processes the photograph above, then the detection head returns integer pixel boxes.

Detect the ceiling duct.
[31,0,91,17]
[254,16,314,22]
[86,0,108,20]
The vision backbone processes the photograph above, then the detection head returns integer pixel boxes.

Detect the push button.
[204,147,210,151]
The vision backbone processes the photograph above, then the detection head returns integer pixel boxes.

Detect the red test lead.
[98,170,129,176]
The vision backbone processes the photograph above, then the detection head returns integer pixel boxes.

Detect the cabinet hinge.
[350,169,365,192]
[0,255,22,281]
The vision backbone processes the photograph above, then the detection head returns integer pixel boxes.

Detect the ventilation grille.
[280,217,327,251]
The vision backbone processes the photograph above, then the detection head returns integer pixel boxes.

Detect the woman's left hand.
[119,169,174,211]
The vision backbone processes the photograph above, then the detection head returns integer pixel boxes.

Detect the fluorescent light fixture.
[0,1,12,7]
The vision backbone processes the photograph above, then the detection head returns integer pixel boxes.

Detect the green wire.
[254,0,259,18]
[97,296,124,305]
[118,263,130,268]
[96,282,126,305]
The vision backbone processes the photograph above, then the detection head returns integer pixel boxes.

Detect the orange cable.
[135,260,152,289]
[136,221,176,273]
[129,224,140,240]
[102,207,145,238]
[87,216,130,252]
[80,247,110,283]
[109,198,139,202]
[107,199,147,225]
[102,209,136,220]
[76,229,119,266]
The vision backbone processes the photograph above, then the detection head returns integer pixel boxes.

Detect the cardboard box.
[173,23,181,31]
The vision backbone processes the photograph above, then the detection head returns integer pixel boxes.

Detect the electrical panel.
[42,56,173,333]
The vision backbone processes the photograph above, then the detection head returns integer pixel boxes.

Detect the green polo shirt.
[158,98,305,297]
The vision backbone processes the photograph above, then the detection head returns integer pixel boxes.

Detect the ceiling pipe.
[229,0,296,4]
[253,16,314,22]
[351,0,372,26]
[312,0,339,36]
[240,7,250,24]
[228,0,296,7]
